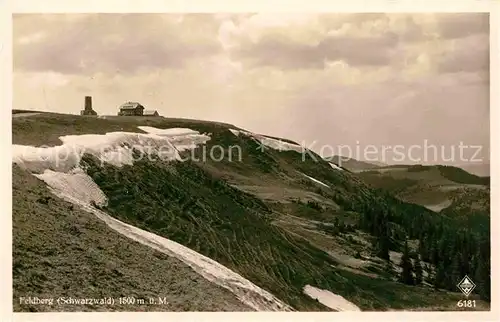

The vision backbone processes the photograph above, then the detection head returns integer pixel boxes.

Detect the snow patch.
[12,127,211,173]
[138,126,211,152]
[301,173,330,188]
[329,162,343,171]
[15,125,288,311]
[32,168,292,312]
[35,168,108,207]
[389,251,403,273]
[13,127,290,310]
[229,129,241,136]
[12,132,180,172]
[229,129,304,153]
[138,126,199,137]
[303,285,360,311]
[256,135,304,153]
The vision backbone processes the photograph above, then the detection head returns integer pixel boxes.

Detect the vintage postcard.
[3,0,498,321]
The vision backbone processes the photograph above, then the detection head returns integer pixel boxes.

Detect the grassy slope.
[82,154,475,311]
[439,188,490,231]
[12,165,250,312]
[84,156,334,311]
[12,113,489,311]
[82,124,477,310]
[12,113,237,147]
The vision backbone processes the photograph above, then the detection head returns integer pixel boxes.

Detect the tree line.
[365,201,490,301]
[332,190,490,301]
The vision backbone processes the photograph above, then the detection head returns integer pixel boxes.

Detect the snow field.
[301,173,330,188]
[14,126,292,311]
[229,129,304,153]
[303,285,361,311]
[34,169,292,311]
[329,162,343,171]
[12,127,212,173]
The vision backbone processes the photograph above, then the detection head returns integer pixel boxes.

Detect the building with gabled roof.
[118,102,145,116]
[143,110,160,117]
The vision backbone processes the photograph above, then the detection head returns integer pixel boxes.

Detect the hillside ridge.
[12,112,491,312]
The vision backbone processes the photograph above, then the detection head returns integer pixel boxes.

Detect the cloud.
[227,13,436,70]
[233,30,401,69]
[436,34,489,74]
[436,13,489,39]
[12,13,489,164]
[14,13,490,76]
[277,74,489,159]
[13,14,223,75]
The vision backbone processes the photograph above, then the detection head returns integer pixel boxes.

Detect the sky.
[12,13,490,166]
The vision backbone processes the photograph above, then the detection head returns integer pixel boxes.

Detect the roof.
[120,102,144,110]
[143,110,159,115]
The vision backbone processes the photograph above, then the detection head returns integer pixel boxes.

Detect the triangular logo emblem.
[457,275,476,297]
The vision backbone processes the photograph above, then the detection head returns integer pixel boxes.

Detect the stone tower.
[85,96,92,110]
[80,96,97,115]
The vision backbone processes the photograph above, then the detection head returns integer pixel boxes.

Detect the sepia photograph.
[6,0,497,319]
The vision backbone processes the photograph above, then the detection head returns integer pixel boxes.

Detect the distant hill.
[355,164,490,216]
[369,161,389,167]
[435,165,489,185]
[457,163,490,177]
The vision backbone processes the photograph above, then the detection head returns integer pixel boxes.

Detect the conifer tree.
[376,223,391,260]
[449,253,462,290]
[474,250,491,301]
[430,239,440,265]
[377,235,390,260]
[414,255,423,285]
[434,261,446,289]
[418,238,428,262]
[399,240,414,285]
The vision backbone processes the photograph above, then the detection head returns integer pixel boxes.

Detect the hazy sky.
[13,13,490,164]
